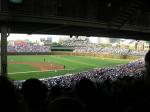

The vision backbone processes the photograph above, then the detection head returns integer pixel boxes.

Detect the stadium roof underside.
[0,0,150,40]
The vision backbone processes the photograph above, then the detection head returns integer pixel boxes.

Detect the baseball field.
[8,55,129,80]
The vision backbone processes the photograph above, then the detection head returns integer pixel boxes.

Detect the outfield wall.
[8,52,51,55]
[8,51,142,60]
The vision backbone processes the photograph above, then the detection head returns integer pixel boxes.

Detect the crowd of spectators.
[1,50,150,112]
[62,38,91,47]
[74,46,147,56]
[7,44,51,53]
[14,59,145,89]
[10,59,144,112]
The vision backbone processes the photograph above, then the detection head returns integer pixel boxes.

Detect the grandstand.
[5,36,148,80]
[1,0,150,112]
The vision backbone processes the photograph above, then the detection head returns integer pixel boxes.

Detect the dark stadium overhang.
[0,0,150,40]
[0,12,150,41]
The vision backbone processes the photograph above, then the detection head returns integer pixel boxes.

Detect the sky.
[7,33,137,44]
[7,34,65,42]
[7,34,100,43]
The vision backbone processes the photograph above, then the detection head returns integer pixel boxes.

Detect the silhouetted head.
[22,78,48,107]
[50,85,61,100]
[75,78,96,102]
[0,76,18,112]
[144,50,150,86]
[49,97,85,112]
[145,50,150,70]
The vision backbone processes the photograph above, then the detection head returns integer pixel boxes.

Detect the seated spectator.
[50,85,61,100]
[144,50,150,86]
[74,78,97,112]
[0,76,19,112]
[49,97,86,112]
[21,78,48,112]
[126,96,150,112]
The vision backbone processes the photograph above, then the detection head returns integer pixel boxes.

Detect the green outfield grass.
[8,55,129,80]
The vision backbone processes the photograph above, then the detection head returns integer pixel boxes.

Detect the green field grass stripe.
[8,64,38,73]
[52,56,97,66]
[8,69,73,74]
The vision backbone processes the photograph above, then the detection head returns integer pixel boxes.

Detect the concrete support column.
[1,25,8,76]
